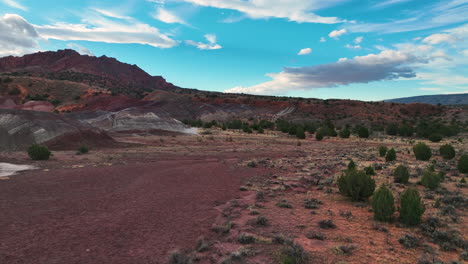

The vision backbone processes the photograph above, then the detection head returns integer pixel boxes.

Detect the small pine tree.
[457,154,468,174]
[27,144,51,160]
[357,126,370,138]
[428,134,442,143]
[385,148,396,162]
[393,165,409,184]
[421,168,441,190]
[379,146,388,157]
[315,130,324,141]
[296,127,306,139]
[337,169,375,201]
[348,160,356,170]
[439,144,455,160]
[364,166,375,176]
[413,143,432,161]
[399,188,425,226]
[372,185,395,222]
[339,128,351,138]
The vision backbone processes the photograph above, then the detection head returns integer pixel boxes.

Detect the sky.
[0,0,467,101]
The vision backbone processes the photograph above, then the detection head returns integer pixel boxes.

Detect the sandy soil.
[0,130,466,264]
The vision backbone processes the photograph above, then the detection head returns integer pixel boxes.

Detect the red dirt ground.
[0,158,262,264]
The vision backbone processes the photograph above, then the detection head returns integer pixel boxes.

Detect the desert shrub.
[280,243,310,264]
[394,165,410,184]
[334,245,357,256]
[385,148,396,162]
[399,188,425,226]
[305,231,325,240]
[458,154,468,174]
[273,234,292,245]
[77,146,89,155]
[253,216,269,226]
[421,168,441,190]
[439,144,455,160]
[27,144,51,160]
[318,219,336,229]
[379,146,388,157]
[428,133,442,143]
[211,222,234,234]
[413,143,432,161]
[296,127,306,139]
[357,126,369,138]
[168,250,192,264]
[337,169,375,201]
[238,233,256,244]
[372,185,395,222]
[255,191,264,201]
[347,160,356,170]
[276,200,292,208]
[364,166,375,176]
[399,234,420,249]
[304,198,322,209]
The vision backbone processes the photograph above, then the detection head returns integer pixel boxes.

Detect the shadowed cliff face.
[0,49,177,95]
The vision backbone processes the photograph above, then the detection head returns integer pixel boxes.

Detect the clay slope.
[0,109,114,151]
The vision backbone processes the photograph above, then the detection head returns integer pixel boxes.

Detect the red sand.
[0,158,259,264]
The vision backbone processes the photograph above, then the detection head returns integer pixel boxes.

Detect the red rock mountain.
[0,49,177,95]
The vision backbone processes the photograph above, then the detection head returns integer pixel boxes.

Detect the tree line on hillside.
[183,117,466,141]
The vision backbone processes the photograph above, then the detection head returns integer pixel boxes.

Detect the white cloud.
[298,48,312,55]
[328,29,346,38]
[152,7,186,24]
[66,43,94,56]
[225,50,425,95]
[34,10,178,48]
[423,33,457,45]
[179,0,347,24]
[347,0,468,33]
[0,14,40,57]
[319,37,326,42]
[345,44,361,49]
[418,87,443,92]
[2,0,27,11]
[186,34,222,50]
[91,8,133,20]
[354,36,363,44]
[373,0,411,9]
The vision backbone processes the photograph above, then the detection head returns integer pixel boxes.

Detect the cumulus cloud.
[2,0,27,11]
[328,29,346,38]
[225,50,426,95]
[298,48,312,55]
[152,7,186,24]
[186,34,222,50]
[319,37,326,42]
[423,33,457,45]
[354,36,363,44]
[179,0,347,24]
[0,13,40,57]
[66,43,94,56]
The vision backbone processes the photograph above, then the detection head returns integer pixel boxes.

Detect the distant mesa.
[386,93,468,105]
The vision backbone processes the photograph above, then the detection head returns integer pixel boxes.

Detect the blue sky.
[0,0,467,100]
